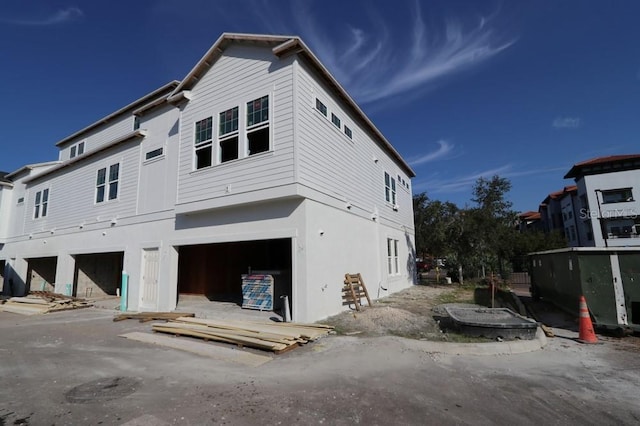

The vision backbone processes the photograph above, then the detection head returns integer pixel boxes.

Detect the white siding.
[59,115,134,160]
[176,44,295,208]
[137,105,181,215]
[23,140,141,235]
[295,60,414,231]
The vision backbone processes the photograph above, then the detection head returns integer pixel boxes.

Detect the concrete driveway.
[1,307,639,425]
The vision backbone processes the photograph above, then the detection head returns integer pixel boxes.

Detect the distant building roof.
[0,171,9,183]
[518,211,541,220]
[564,154,640,179]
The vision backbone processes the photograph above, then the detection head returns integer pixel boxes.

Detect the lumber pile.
[0,292,92,315]
[113,312,196,322]
[152,317,334,354]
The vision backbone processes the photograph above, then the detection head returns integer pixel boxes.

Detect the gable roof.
[170,32,416,178]
[564,154,640,179]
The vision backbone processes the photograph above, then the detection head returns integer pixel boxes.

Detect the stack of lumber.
[113,312,195,322]
[152,317,333,354]
[0,292,92,315]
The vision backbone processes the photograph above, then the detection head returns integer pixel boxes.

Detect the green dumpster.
[529,247,640,333]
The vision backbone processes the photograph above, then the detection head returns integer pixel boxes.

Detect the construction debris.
[113,312,196,322]
[152,317,333,354]
[0,292,92,315]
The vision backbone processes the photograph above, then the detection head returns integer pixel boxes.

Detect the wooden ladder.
[342,273,372,311]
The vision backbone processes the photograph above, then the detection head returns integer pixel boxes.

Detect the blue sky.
[2,1,639,212]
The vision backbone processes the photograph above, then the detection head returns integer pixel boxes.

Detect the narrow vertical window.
[134,116,141,131]
[194,117,213,169]
[246,95,269,156]
[34,191,41,219]
[384,172,396,205]
[41,188,49,217]
[108,163,119,200]
[70,146,76,158]
[78,141,85,155]
[96,168,106,203]
[219,107,239,163]
[387,238,399,275]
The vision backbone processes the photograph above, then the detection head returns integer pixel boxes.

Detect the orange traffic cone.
[578,295,598,344]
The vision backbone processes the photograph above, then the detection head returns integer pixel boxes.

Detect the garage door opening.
[74,252,123,298]
[26,256,57,292]
[177,238,292,313]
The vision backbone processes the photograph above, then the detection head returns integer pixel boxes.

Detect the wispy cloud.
[223,1,514,106]
[413,164,567,194]
[294,2,515,104]
[0,7,83,26]
[408,140,455,166]
[552,117,581,129]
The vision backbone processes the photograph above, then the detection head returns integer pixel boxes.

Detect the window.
[384,172,396,205]
[17,197,24,204]
[145,147,164,160]
[194,117,213,169]
[387,238,399,275]
[96,163,119,203]
[344,125,352,139]
[331,113,341,128]
[34,189,49,219]
[219,107,239,163]
[247,96,269,156]
[70,141,85,159]
[602,188,634,204]
[315,98,327,116]
[134,116,141,131]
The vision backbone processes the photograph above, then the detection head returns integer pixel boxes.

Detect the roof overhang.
[55,81,178,147]
[25,130,147,184]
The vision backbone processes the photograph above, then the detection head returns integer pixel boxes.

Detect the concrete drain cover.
[65,377,140,403]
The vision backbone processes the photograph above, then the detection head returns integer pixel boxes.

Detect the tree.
[413,193,459,259]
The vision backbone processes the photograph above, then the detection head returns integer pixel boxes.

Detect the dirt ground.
[323,283,478,341]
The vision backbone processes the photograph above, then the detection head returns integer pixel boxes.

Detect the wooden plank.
[161,321,301,345]
[113,312,195,322]
[152,324,292,352]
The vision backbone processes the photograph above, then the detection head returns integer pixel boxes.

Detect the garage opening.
[74,252,124,298]
[26,256,57,292]
[177,238,292,313]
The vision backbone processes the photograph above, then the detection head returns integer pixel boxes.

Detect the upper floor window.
[247,95,269,156]
[96,163,119,203]
[70,141,85,159]
[194,117,213,169]
[384,172,396,205]
[134,116,141,131]
[219,107,239,163]
[315,98,327,116]
[331,113,341,128]
[34,189,49,219]
[602,188,633,204]
[145,147,164,161]
[344,125,353,139]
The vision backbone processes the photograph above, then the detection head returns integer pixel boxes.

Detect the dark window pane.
[34,205,39,219]
[97,168,106,185]
[196,145,212,169]
[219,107,238,136]
[35,191,41,204]
[109,164,119,181]
[42,189,49,202]
[220,137,239,163]
[96,186,105,203]
[109,182,118,200]
[42,202,48,217]
[248,127,269,155]
[145,147,164,160]
[70,146,76,158]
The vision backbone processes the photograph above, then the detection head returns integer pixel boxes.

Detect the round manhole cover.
[65,377,141,403]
